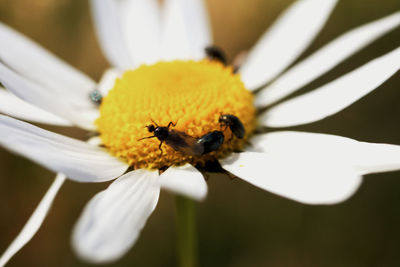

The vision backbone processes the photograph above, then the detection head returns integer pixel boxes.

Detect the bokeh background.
[1,0,400,266]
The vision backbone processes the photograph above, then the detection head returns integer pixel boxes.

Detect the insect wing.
[230,116,245,139]
[165,130,204,156]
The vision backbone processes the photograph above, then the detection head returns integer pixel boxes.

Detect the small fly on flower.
[219,114,246,139]
[139,120,204,156]
[205,45,227,65]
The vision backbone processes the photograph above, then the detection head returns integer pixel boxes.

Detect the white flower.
[0,0,400,265]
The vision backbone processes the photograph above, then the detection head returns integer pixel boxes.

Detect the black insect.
[197,131,225,155]
[219,114,245,139]
[89,89,102,105]
[205,45,227,65]
[139,121,204,156]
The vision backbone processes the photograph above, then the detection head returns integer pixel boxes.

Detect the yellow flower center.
[96,60,255,169]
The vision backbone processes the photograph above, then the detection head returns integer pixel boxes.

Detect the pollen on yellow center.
[96,60,255,169]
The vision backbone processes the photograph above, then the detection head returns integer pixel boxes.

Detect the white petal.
[0,23,96,98]
[0,62,98,130]
[0,174,65,267]
[120,0,162,66]
[90,0,134,69]
[0,88,72,126]
[354,143,400,175]
[72,170,160,264]
[90,0,162,68]
[240,0,337,89]
[87,136,103,146]
[260,46,400,127]
[249,131,400,175]
[160,0,191,60]
[97,69,120,96]
[255,11,400,107]
[159,164,207,201]
[0,115,128,182]
[161,0,212,60]
[220,151,361,205]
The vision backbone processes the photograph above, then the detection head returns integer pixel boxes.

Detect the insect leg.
[138,135,156,141]
[167,121,177,128]
[220,124,229,132]
[219,123,232,140]
[158,141,164,156]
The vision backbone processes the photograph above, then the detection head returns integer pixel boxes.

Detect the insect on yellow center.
[97,60,255,169]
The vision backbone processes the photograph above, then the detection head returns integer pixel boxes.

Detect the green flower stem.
[175,195,198,267]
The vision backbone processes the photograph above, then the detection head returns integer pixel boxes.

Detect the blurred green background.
[0,0,400,266]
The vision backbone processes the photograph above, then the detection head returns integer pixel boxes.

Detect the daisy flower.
[1,0,400,265]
